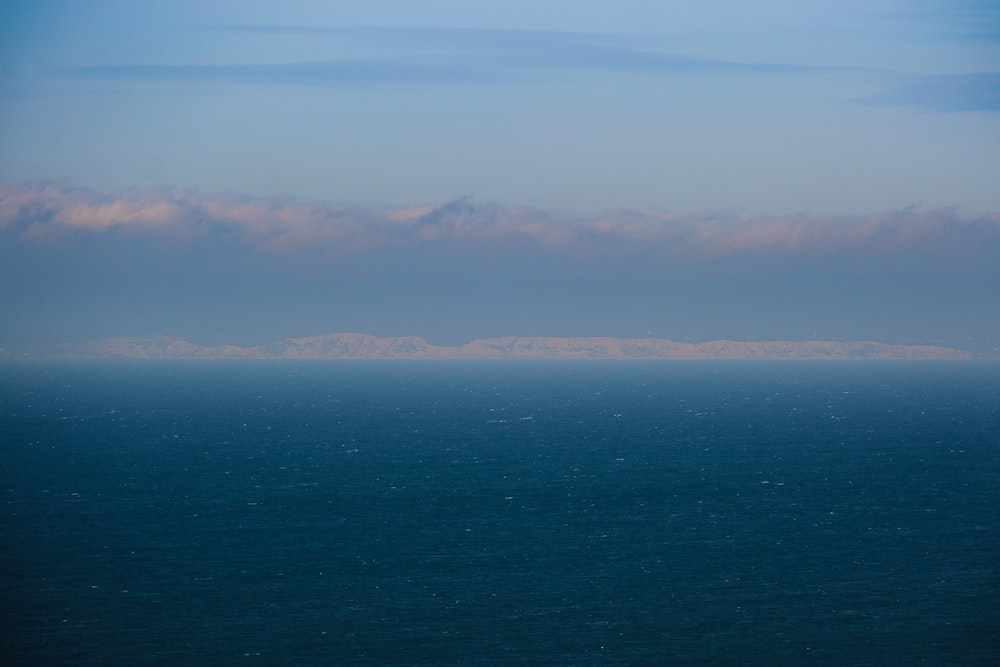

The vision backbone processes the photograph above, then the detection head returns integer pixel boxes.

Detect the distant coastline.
[46,333,973,361]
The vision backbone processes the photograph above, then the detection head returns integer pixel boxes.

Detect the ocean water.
[1,361,998,665]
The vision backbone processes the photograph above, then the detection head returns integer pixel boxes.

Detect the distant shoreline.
[36,333,974,361]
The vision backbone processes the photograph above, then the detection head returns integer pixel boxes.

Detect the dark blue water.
[2,361,998,665]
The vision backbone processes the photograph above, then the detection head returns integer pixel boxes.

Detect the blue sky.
[1,1,998,353]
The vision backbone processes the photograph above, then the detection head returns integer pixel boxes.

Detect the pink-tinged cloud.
[2,181,998,259]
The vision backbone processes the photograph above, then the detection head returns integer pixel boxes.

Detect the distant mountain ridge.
[64,333,972,360]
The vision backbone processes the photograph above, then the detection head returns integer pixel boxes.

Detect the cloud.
[61,60,486,87]
[3,181,998,262]
[59,26,825,89]
[2,182,997,354]
[860,72,1000,113]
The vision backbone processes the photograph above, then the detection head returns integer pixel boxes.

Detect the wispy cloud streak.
[860,72,1000,112]
[59,25,826,88]
[55,24,997,116]
[62,60,486,87]
[3,182,998,261]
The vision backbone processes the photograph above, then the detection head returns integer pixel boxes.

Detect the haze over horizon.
[2,1,998,355]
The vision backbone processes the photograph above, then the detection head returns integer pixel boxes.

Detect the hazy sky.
[1,1,998,354]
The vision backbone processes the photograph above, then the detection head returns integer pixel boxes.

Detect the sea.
[1,360,998,665]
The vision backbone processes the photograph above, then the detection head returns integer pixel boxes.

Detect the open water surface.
[1,361,998,664]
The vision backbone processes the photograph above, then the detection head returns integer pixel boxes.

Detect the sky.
[1,1,998,355]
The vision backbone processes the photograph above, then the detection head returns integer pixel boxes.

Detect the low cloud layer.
[3,181,997,353]
[3,181,998,261]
